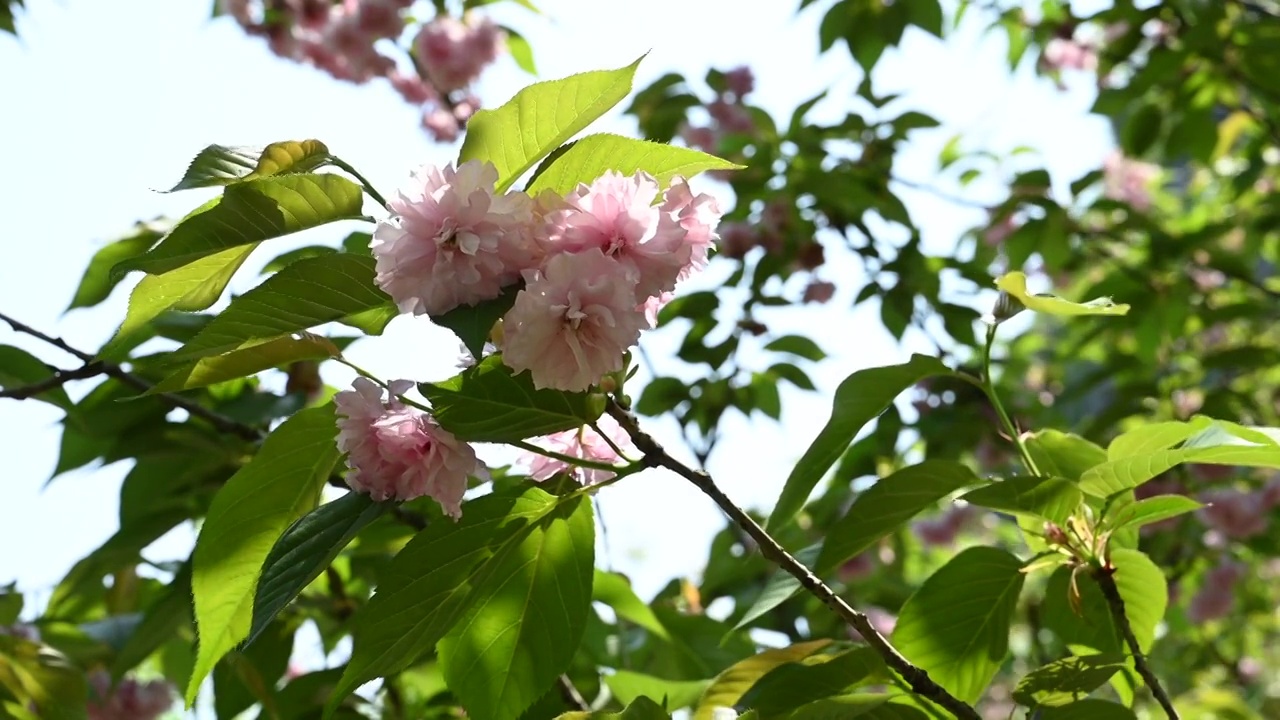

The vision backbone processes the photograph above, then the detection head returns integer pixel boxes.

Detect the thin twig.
[0,362,106,399]
[605,400,982,720]
[330,155,390,210]
[557,674,590,711]
[1093,567,1180,719]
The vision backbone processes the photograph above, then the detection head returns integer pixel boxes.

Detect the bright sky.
[0,0,1112,713]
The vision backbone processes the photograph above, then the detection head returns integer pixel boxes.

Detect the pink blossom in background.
[501,249,648,392]
[707,99,756,135]
[545,171,691,298]
[837,551,877,582]
[415,15,505,92]
[913,505,977,547]
[680,124,719,153]
[389,69,436,104]
[982,212,1018,246]
[86,671,174,720]
[802,280,836,304]
[421,107,461,142]
[335,378,481,518]
[716,222,757,259]
[856,606,898,638]
[722,65,755,98]
[1187,560,1246,623]
[1042,37,1099,72]
[372,160,537,317]
[1103,151,1160,211]
[1198,488,1271,539]
[522,414,635,485]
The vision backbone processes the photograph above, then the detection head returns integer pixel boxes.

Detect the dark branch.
[606,399,983,720]
[1093,567,1180,719]
[0,361,106,400]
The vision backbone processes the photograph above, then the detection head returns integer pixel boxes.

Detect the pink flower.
[372,160,538,317]
[717,222,757,259]
[838,551,877,582]
[1187,561,1245,623]
[334,377,481,518]
[543,171,698,298]
[87,671,174,720]
[912,505,976,547]
[389,69,436,104]
[414,15,505,92]
[680,124,719,153]
[708,99,756,135]
[1102,150,1160,211]
[1198,489,1270,539]
[660,177,722,280]
[803,280,836,304]
[354,0,406,39]
[640,291,674,328]
[722,66,755,98]
[1042,37,1098,72]
[522,414,634,485]
[421,107,461,142]
[501,249,647,392]
[857,606,897,639]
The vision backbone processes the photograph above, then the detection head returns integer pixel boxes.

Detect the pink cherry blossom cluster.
[1041,37,1099,74]
[219,1,504,141]
[1102,150,1160,211]
[680,65,757,166]
[334,377,482,516]
[1186,559,1246,623]
[1197,479,1280,540]
[372,159,722,392]
[912,505,978,547]
[520,413,635,485]
[86,670,174,720]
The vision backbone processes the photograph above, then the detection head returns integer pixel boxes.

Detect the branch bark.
[606,400,982,720]
[1093,567,1180,719]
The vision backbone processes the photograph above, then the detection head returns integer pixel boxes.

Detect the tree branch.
[1093,567,1180,719]
[557,674,590,711]
[605,400,983,720]
[0,361,107,400]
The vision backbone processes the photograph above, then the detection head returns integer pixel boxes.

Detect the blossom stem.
[605,399,983,720]
[1093,566,1181,719]
[982,324,1041,476]
[331,155,390,210]
[590,419,636,463]
[509,439,631,474]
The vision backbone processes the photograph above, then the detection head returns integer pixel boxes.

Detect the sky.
[0,0,1113,712]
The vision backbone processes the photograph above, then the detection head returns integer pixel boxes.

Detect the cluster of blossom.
[219,1,504,141]
[1102,150,1160,211]
[1186,559,1246,623]
[86,670,174,720]
[1197,479,1280,540]
[521,414,635,486]
[912,505,978,547]
[679,65,757,171]
[334,159,721,514]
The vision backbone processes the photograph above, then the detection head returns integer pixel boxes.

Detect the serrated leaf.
[960,476,1083,526]
[434,285,519,359]
[247,493,389,647]
[1106,418,1213,460]
[460,56,644,192]
[0,345,75,412]
[993,272,1130,318]
[186,405,340,705]
[1106,495,1202,532]
[115,174,366,278]
[149,335,339,393]
[504,26,537,75]
[438,494,594,720]
[169,140,332,191]
[818,461,978,573]
[1024,431,1107,481]
[167,254,393,364]
[694,641,832,720]
[738,647,884,717]
[603,671,708,712]
[1040,700,1136,720]
[1042,549,1166,658]
[99,243,259,360]
[67,220,169,311]
[525,133,741,195]
[768,354,955,532]
[419,354,603,442]
[592,570,670,640]
[1012,653,1126,707]
[891,547,1025,704]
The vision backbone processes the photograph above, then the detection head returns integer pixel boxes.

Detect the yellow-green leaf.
[994,272,1130,318]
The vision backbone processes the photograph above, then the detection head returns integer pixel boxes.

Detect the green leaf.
[460,56,644,192]
[557,696,672,720]
[731,544,820,633]
[738,647,884,717]
[503,26,537,75]
[168,140,332,191]
[1106,418,1212,460]
[0,635,89,720]
[891,547,1025,704]
[1042,550,1166,658]
[763,335,826,362]
[994,272,1130,318]
[115,174,366,278]
[1024,431,1107,481]
[785,694,930,720]
[187,405,340,705]
[768,354,955,532]
[99,243,259,360]
[437,494,594,720]
[960,476,1083,526]
[592,570,670,640]
[817,461,978,573]
[110,563,192,678]
[248,492,389,647]
[168,253,394,363]
[525,133,741,195]
[1106,495,1202,532]
[419,354,603,442]
[603,671,708,711]
[434,285,519,359]
[635,376,689,416]
[1012,653,1127,707]
[1077,451,1184,498]
[0,345,75,412]
[149,335,340,393]
[330,486,564,713]
[260,244,338,274]
[1040,700,1136,720]
[67,220,168,311]
[693,641,832,720]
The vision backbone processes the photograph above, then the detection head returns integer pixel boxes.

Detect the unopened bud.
[1044,522,1071,547]
[983,290,1025,326]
